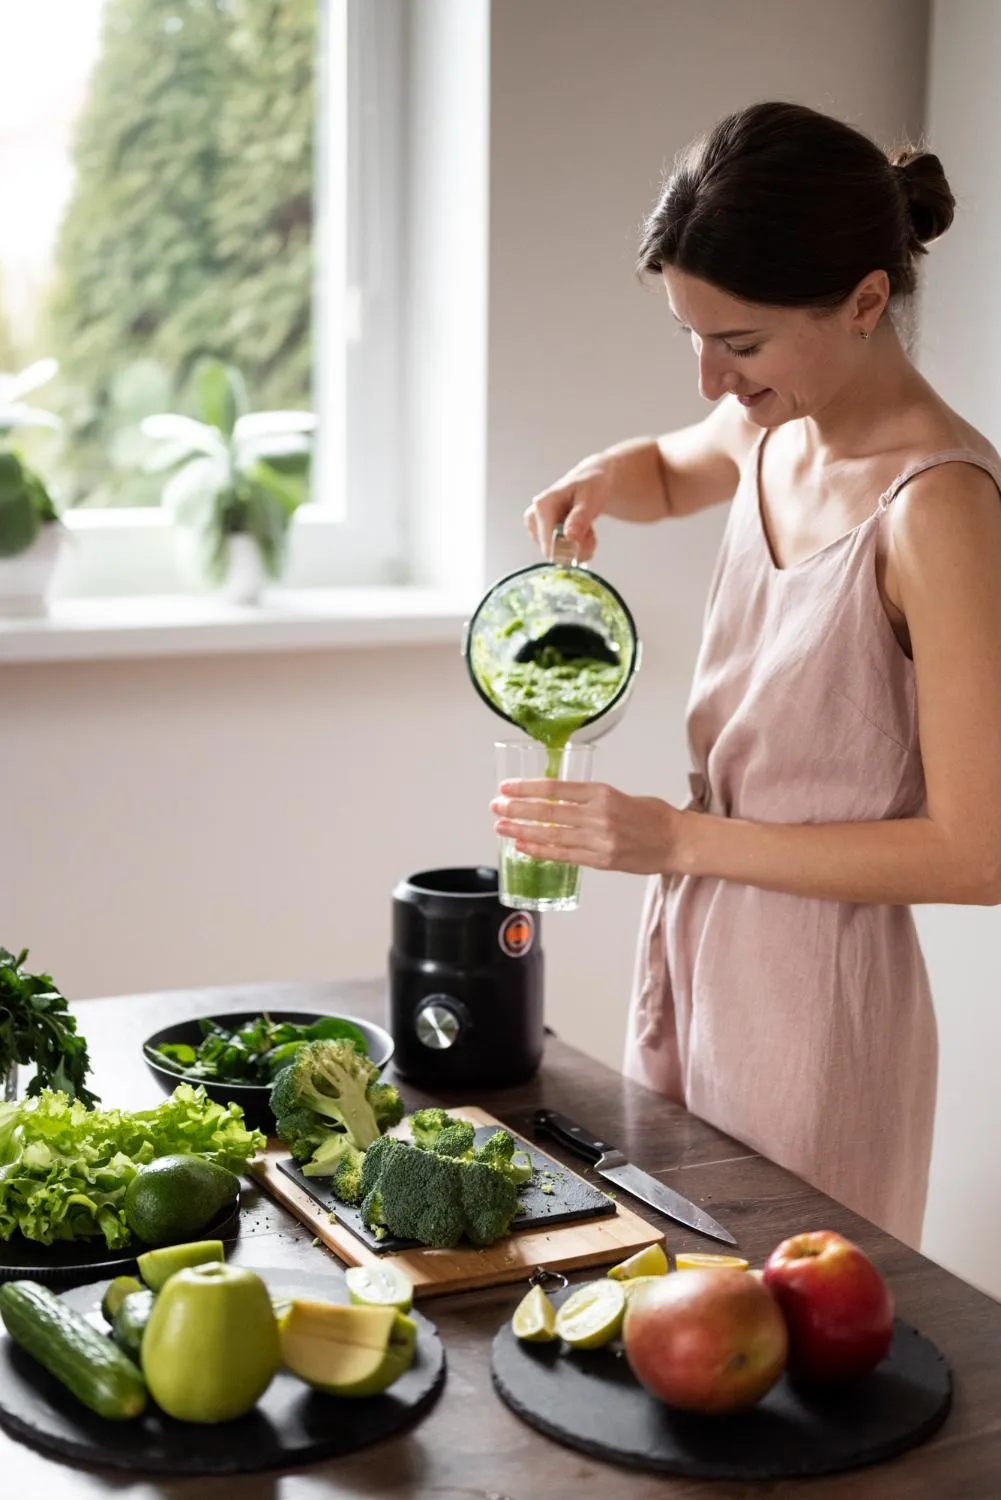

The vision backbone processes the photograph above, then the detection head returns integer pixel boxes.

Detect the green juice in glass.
[487,647,626,909]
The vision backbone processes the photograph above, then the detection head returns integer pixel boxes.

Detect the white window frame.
[21,0,490,637]
[58,0,407,599]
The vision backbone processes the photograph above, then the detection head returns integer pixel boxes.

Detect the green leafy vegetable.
[0,948,97,1107]
[0,1084,265,1248]
[152,1012,369,1085]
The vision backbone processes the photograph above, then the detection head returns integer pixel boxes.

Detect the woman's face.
[662,267,868,427]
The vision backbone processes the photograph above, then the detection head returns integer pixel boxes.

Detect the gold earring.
[859,330,869,340]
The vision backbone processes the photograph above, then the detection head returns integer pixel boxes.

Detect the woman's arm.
[496,464,1001,906]
[526,397,758,560]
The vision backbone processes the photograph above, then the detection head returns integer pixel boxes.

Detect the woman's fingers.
[495,779,596,802]
[525,467,604,561]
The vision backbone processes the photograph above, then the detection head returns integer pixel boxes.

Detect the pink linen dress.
[624,439,1001,1247]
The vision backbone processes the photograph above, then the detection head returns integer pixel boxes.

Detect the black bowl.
[142,1009,395,1134]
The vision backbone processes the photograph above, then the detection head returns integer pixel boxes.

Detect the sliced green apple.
[279,1299,417,1397]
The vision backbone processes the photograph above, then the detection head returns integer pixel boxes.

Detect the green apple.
[141,1262,280,1422]
[279,1299,417,1397]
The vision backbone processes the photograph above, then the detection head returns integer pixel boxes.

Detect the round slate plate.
[0,1197,242,1286]
[0,1266,445,1475]
[492,1295,951,1481]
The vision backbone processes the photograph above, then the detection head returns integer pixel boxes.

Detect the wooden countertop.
[3,976,999,1498]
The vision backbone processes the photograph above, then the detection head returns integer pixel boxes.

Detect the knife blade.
[533,1107,737,1247]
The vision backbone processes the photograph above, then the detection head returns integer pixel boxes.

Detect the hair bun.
[890,147,956,246]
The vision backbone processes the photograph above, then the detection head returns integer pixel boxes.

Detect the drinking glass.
[494,740,595,912]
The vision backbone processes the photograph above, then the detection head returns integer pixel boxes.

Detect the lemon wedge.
[675,1252,749,1272]
[607,1242,668,1280]
[554,1279,626,1349]
[511,1284,557,1343]
[345,1263,414,1313]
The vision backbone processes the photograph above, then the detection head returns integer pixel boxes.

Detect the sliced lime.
[607,1241,668,1280]
[511,1284,557,1343]
[345,1262,414,1313]
[554,1279,625,1349]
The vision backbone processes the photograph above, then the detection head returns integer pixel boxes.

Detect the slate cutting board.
[249,1106,662,1299]
[492,1285,952,1481]
[0,1266,445,1476]
[276,1122,616,1252]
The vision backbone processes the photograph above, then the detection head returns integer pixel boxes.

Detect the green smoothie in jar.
[486,645,627,908]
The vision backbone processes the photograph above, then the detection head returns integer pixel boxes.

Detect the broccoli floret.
[406,1107,453,1151]
[458,1159,520,1246]
[270,1039,384,1152]
[357,1138,521,1249]
[377,1145,467,1248]
[361,1134,405,1195]
[368,1080,405,1133]
[432,1120,476,1158]
[300,1132,366,1204]
[332,1152,365,1204]
[361,1184,386,1234]
[271,1102,328,1164]
[473,1128,533,1185]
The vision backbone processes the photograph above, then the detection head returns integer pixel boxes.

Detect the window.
[0,0,409,595]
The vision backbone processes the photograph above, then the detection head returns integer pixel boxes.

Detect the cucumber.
[101,1275,142,1326]
[112,1289,156,1362]
[0,1281,147,1420]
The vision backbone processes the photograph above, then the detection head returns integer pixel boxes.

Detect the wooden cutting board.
[249,1106,661,1299]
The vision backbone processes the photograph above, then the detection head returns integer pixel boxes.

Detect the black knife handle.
[532,1109,617,1162]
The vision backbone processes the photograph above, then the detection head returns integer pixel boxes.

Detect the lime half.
[512,1284,558,1343]
[345,1263,414,1313]
[607,1242,668,1281]
[554,1279,625,1349]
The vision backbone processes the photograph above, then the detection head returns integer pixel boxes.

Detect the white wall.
[915,0,1001,1301]
[13,0,984,1271]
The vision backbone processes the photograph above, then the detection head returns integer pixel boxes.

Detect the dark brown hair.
[638,102,955,308]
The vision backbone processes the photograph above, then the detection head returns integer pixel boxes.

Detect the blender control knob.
[414,996,467,1050]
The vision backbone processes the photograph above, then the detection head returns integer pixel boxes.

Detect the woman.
[490,102,1001,1248]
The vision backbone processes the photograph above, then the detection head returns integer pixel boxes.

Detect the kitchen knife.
[533,1107,737,1247]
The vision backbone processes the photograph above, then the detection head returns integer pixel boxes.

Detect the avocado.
[125,1155,239,1247]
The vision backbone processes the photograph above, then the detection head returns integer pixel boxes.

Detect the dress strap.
[880,448,1001,508]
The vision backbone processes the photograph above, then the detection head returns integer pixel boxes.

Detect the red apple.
[763,1230,894,1383]
[622,1268,788,1414]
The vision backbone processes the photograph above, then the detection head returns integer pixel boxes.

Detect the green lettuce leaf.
[0,1085,265,1247]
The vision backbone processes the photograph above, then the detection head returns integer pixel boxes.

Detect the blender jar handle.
[549,522,579,568]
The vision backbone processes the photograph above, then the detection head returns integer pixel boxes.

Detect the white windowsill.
[0,587,475,663]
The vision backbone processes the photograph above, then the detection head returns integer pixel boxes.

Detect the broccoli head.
[270,1039,396,1153]
[359,1138,521,1249]
[368,1080,405,1133]
[270,1104,328,1164]
[377,1145,467,1248]
[432,1119,476,1158]
[406,1107,454,1151]
[458,1159,520,1246]
[300,1132,366,1205]
[473,1128,533,1186]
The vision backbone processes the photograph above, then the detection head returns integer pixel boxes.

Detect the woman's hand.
[491,779,686,876]
[524,452,610,563]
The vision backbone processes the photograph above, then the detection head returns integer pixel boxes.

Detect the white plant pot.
[0,525,68,617]
[219,533,266,605]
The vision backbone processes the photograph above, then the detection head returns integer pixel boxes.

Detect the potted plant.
[141,358,316,604]
[0,359,66,616]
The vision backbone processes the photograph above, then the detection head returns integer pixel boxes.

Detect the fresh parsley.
[0,947,98,1107]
